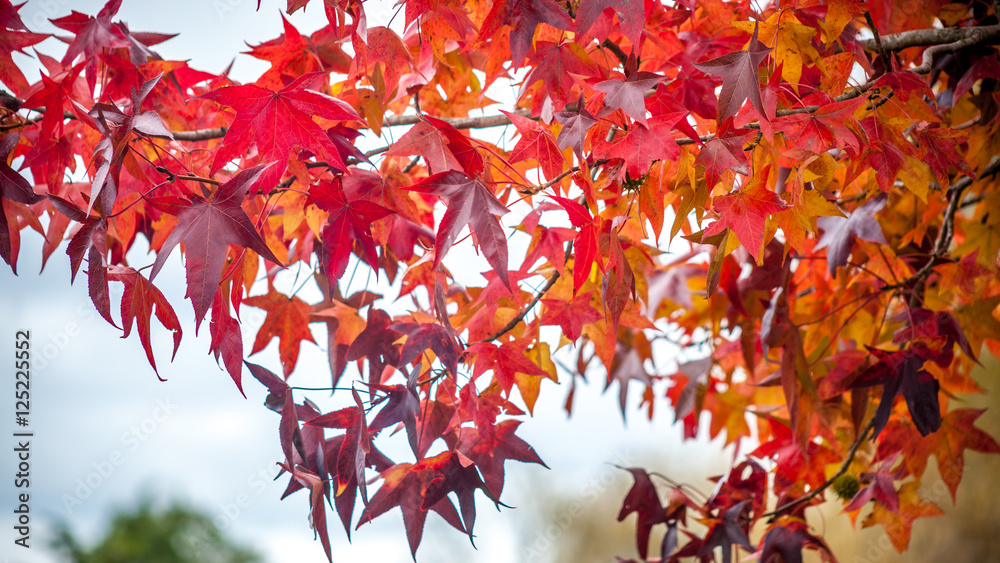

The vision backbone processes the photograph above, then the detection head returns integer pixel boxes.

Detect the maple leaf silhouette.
[406,171,511,288]
[693,24,771,123]
[150,163,283,328]
[816,193,888,275]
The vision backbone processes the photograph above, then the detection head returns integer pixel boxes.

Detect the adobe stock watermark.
[848,451,980,563]
[21,0,74,31]
[181,461,283,558]
[521,448,635,563]
[32,301,99,373]
[61,397,179,514]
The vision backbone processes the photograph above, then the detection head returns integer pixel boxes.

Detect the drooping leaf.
[106,265,182,378]
[405,171,510,288]
[150,163,283,328]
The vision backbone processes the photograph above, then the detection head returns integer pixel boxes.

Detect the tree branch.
[860,24,1000,52]
[479,269,561,343]
[762,416,876,522]
[171,127,228,141]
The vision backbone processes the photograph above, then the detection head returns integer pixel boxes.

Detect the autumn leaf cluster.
[3,0,1000,560]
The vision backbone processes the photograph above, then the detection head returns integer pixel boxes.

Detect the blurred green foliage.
[51,498,262,563]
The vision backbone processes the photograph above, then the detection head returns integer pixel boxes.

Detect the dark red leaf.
[150,163,283,328]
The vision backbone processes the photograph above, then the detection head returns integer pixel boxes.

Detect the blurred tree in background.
[51,498,262,563]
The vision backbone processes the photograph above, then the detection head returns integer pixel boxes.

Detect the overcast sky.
[0,1,732,562]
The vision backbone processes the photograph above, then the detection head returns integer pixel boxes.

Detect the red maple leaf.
[50,0,129,93]
[540,290,601,341]
[845,454,904,513]
[0,0,28,31]
[501,109,564,180]
[199,72,360,181]
[384,120,464,174]
[0,133,43,272]
[911,123,974,188]
[593,69,664,125]
[345,309,401,385]
[603,228,636,331]
[369,382,421,456]
[693,24,772,122]
[244,285,316,377]
[450,419,546,497]
[554,104,597,159]
[773,96,865,154]
[602,113,682,178]
[576,0,646,45]
[352,26,412,101]
[106,265,182,378]
[309,179,394,281]
[551,195,604,293]
[0,27,47,94]
[477,0,574,67]
[246,15,350,89]
[150,163,283,328]
[19,61,86,142]
[392,321,461,376]
[759,523,833,563]
[616,467,667,560]
[209,290,245,394]
[876,408,1000,501]
[522,42,598,109]
[405,171,511,288]
[466,338,548,395]
[357,452,468,557]
[848,346,942,438]
[703,179,787,263]
[696,117,751,189]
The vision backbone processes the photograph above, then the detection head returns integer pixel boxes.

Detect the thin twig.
[762,416,876,522]
[479,270,561,343]
[864,11,893,70]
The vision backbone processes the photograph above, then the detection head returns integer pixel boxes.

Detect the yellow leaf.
[861,480,944,552]
[734,11,819,88]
